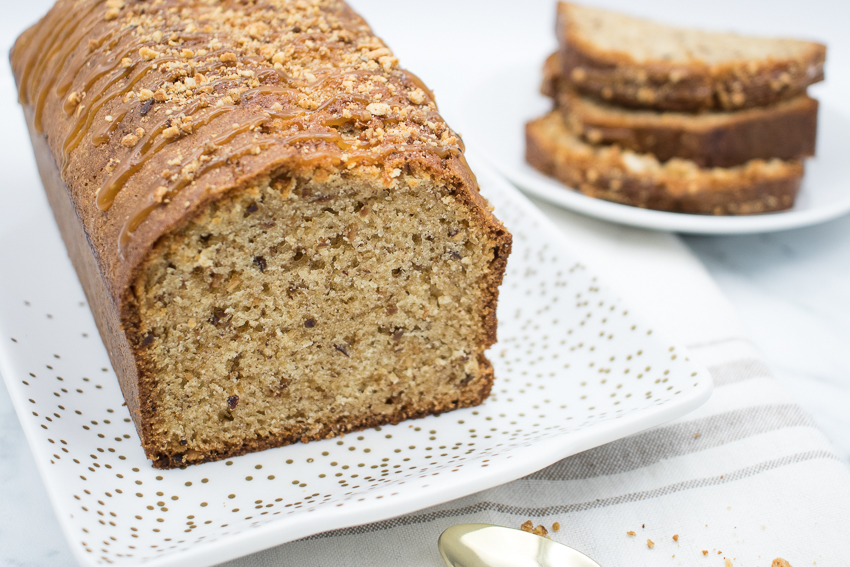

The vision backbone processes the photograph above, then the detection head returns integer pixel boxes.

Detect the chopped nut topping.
[139,46,159,61]
[366,102,391,116]
[551,522,560,532]
[162,126,181,139]
[66,91,81,108]
[520,520,533,533]
[647,539,654,549]
[121,134,139,148]
[626,531,636,536]
[138,89,154,102]
[152,186,168,203]
[408,89,425,105]
[219,52,238,63]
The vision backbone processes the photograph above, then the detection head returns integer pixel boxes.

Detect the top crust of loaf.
[557,2,826,111]
[12,0,504,303]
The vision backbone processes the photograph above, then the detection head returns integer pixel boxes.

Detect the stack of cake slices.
[526,2,827,215]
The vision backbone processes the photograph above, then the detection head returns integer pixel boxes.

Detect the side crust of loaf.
[557,2,826,111]
[552,80,818,168]
[526,111,803,215]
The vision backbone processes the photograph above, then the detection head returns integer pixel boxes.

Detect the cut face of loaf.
[542,54,819,168]
[12,0,511,468]
[136,168,505,468]
[557,2,826,111]
[526,111,803,215]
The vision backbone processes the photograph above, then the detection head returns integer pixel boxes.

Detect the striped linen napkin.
[228,164,850,567]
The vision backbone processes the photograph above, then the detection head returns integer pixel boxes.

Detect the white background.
[1,0,848,564]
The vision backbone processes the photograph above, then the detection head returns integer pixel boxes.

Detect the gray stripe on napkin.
[527,403,814,481]
[300,450,838,541]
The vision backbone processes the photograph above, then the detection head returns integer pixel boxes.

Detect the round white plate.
[458,63,850,234]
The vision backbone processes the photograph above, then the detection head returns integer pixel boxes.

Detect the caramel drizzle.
[62,37,157,116]
[97,98,209,210]
[90,106,132,146]
[62,57,180,168]
[17,0,99,105]
[28,3,104,131]
[61,37,259,171]
[57,28,215,155]
[241,85,300,101]
[55,27,117,98]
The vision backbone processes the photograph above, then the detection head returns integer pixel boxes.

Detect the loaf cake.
[526,111,803,215]
[543,53,819,168]
[12,0,511,468]
[557,2,826,111]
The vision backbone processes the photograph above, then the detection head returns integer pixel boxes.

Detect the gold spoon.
[438,523,602,567]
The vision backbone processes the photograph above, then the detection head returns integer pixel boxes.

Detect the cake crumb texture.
[137,170,503,467]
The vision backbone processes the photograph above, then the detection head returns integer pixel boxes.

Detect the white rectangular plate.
[0,154,711,567]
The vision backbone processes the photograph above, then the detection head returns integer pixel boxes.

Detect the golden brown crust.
[13,0,511,467]
[543,57,819,168]
[557,2,826,111]
[526,111,802,215]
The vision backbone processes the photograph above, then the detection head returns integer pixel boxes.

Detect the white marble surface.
[1,0,849,565]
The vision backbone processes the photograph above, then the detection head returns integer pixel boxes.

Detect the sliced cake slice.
[557,2,826,111]
[526,111,803,215]
[542,54,818,168]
